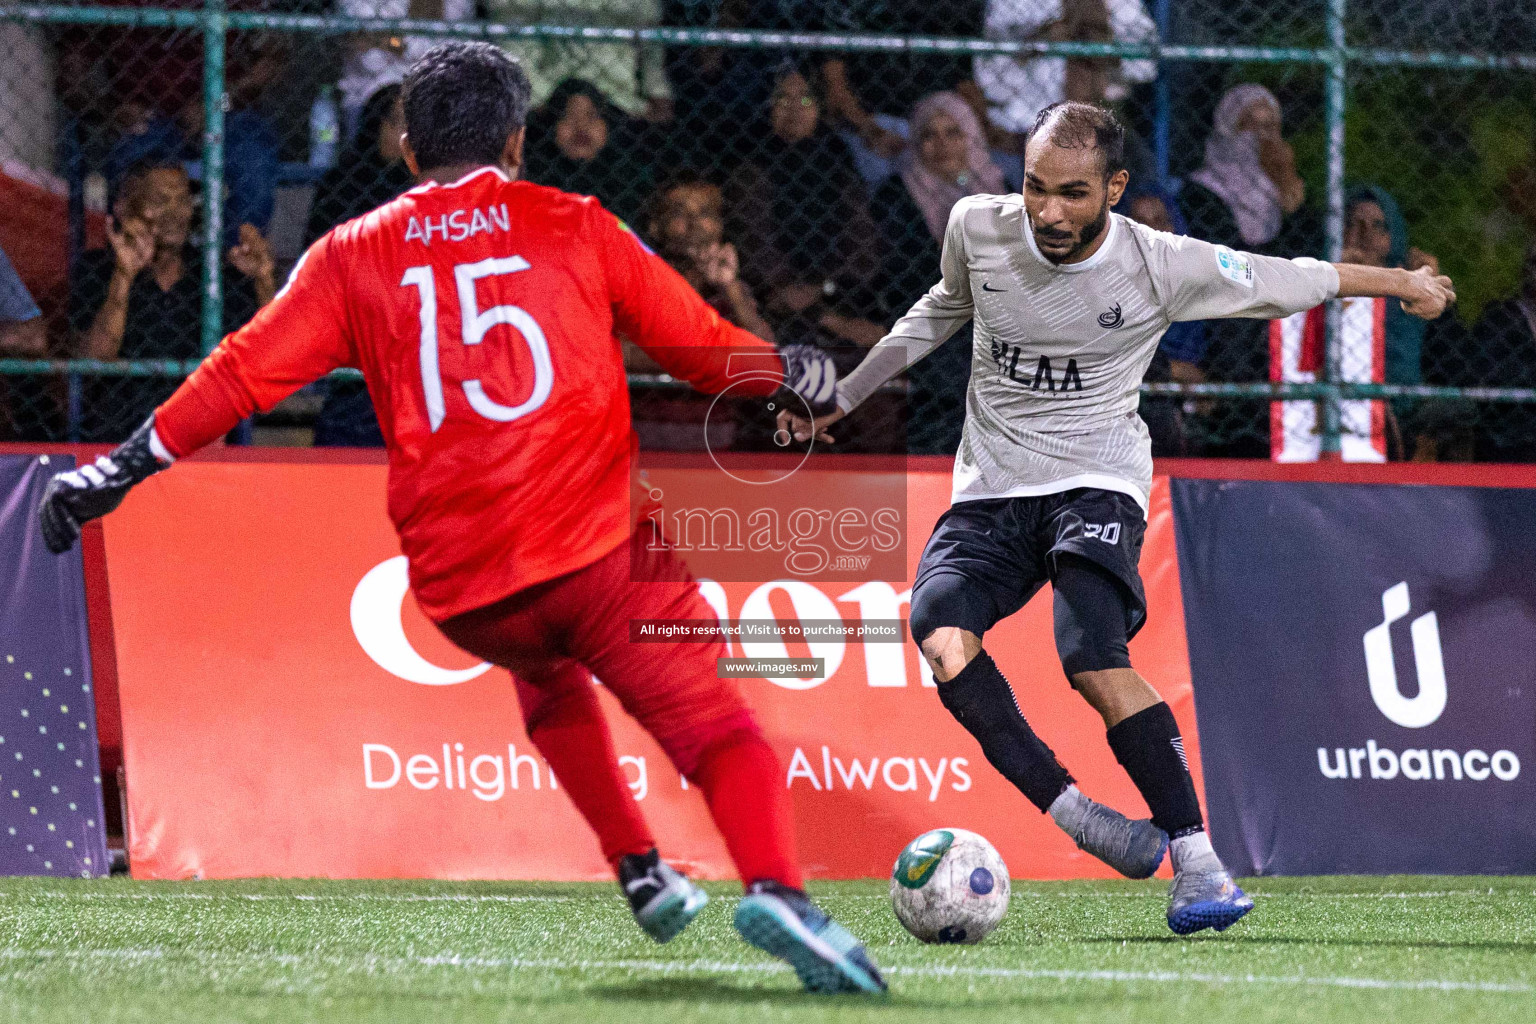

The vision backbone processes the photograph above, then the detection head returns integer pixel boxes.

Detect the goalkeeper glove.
[777,343,838,418]
[39,416,170,554]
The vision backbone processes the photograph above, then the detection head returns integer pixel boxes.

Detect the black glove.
[39,417,169,554]
[777,343,839,418]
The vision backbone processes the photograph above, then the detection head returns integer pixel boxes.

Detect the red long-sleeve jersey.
[155,167,781,620]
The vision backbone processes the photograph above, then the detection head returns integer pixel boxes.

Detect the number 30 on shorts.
[401,256,553,431]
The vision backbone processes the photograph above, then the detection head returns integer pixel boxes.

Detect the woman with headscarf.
[523,78,653,227]
[1344,184,1467,458]
[1182,83,1320,456]
[726,63,885,355]
[1181,82,1316,257]
[305,83,413,447]
[872,91,1006,454]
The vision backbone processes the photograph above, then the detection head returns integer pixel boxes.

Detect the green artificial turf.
[1,875,1532,1023]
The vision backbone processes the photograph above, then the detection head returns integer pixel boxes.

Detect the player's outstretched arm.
[38,416,170,553]
[1334,262,1456,320]
[781,200,977,444]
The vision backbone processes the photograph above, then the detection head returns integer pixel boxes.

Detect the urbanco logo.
[1362,582,1446,728]
[351,556,492,685]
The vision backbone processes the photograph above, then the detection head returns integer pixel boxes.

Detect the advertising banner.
[0,454,110,877]
[104,459,1198,881]
[1173,478,1536,875]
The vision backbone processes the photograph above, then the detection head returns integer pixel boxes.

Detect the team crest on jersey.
[1097,303,1124,328]
[1215,246,1255,288]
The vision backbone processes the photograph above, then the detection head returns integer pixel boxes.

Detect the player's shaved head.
[1029,102,1126,180]
[402,42,532,173]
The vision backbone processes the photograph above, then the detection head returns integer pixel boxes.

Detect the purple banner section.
[0,455,109,877]
[1172,478,1536,876]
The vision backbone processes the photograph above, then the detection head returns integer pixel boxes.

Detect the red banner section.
[103,461,1198,881]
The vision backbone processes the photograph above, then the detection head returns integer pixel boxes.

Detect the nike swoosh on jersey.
[981,282,1008,292]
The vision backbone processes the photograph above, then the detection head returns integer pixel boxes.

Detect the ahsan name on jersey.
[403,204,512,246]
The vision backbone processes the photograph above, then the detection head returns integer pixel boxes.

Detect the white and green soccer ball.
[890,828,1011,944]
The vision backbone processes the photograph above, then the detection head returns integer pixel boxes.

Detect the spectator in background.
[1424,242,1536,462]
[1181,83,1319,456]
[0,246,46,357]
[727,64,886,361]
[336,0,476,131]
[71,161,274,442]
[646,173,774,342]
[975,0,1157,148]
[524,79,654,227]
[1181,84,1314,256]
[303,84,412,447]
[487,0,673,121]
[0,244,51,442]
[872,91,1004,454]
[812,1,986,184]
[306,84,412,244]
[1119,184,1209,456]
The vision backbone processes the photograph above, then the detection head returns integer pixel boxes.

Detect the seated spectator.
[1182,83,1320,456]
[975,0,1157,146]
[813,1,987,184]
[307,84,412,244]
[71,160,274,442]
[872,91,1005,454]
[645,173,774,342]
[524,79,654,227]
[302,84,413,447]
[726,64,886,361]
[487,0,673,121]
[1119,184,1209,456]
[0,243,52,441]
[1425,242,1536,463]
[0,245,46,357]
[336,0,476,132]
[1181,83,1316,256]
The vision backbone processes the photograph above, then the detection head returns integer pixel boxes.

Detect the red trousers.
[437,525,754,777]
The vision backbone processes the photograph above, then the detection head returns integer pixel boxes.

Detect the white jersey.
[837,196,1339,513]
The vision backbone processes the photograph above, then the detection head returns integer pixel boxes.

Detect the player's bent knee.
[919,626,982,683]
[1058,636,1132,681]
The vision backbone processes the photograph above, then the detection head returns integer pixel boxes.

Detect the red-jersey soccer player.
[38,43,882,995]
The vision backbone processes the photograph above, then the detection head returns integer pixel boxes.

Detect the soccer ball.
[890,828,1011,944]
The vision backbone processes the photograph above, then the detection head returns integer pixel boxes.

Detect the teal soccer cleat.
[734,881,887,995]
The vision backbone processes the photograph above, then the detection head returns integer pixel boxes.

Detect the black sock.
[1105,702,1203,837]
[937,650,1072,813]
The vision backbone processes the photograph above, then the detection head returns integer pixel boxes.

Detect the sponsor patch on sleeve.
[616,217,656,255]
[1214,246,1255,288]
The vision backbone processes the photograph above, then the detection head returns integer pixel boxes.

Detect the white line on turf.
[1,947,1530,995]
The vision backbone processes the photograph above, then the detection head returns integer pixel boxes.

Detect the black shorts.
[910,488,1148,642]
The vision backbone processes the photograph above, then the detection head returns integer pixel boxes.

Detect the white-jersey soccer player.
[783,101,1454,935]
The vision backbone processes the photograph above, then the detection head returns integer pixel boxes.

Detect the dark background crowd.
[1,0,1536,459]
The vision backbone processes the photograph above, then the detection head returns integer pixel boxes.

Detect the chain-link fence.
[1,1,1535,458]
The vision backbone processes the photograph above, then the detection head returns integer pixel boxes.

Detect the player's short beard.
[1037,195,1111,265]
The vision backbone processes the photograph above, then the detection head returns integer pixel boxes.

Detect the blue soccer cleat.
[734,881,887,995]
[619,849,709,944]
[1166,867,1254,935]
